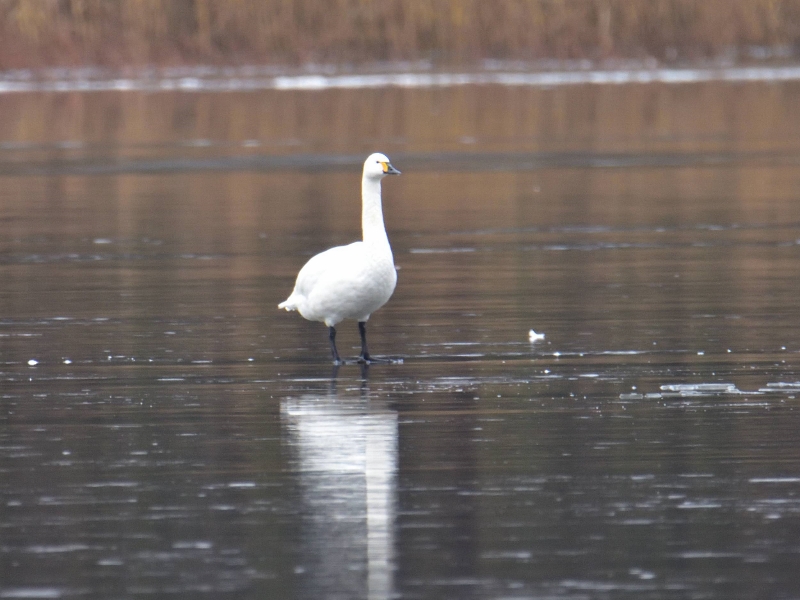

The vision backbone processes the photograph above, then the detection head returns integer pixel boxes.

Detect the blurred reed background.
[1,0,799,69]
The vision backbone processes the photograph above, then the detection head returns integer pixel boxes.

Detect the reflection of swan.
[282,392,397,599]
[278,153,401,364]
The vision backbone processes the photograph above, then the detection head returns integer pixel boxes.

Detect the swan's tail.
[278,294,298,311]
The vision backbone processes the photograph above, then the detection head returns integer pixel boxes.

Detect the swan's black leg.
[357,321,396,364]
[329,326,342,364]
[358,321,371,363]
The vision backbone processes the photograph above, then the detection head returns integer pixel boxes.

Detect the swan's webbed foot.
[326,322,402,365]
[357,353,394,364]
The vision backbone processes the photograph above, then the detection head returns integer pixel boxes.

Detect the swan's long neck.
[362,176,390,249]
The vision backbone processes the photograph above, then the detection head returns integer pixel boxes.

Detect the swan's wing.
[293,242,362,298]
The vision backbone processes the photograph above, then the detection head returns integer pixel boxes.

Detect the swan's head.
[363,153,401,179]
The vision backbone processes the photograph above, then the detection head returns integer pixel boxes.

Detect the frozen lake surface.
[1,73,800,598]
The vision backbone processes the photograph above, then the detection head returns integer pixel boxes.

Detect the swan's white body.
[279,240,396,326]
[279,153,399,343]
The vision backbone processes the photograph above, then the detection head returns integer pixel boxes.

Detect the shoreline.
[2,60,800,94]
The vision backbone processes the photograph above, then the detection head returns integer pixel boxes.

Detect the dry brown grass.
[1,0,799,69]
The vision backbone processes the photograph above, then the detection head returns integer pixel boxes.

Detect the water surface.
[1,77,800,599]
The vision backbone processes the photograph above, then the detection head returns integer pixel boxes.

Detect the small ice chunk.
[98,558,124,566]
[528,329,546,342]
[0,587,63,598]
[172,540,213,550]
[27,359,38,366]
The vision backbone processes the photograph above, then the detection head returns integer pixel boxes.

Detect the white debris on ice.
[528,329,546,342]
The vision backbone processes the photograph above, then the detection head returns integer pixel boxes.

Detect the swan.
[279,153,401,364]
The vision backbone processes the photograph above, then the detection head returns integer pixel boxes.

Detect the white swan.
[279,153,401,363]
